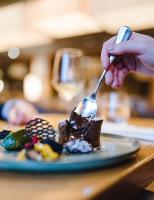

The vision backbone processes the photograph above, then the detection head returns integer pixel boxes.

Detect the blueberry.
[0,130,11,139]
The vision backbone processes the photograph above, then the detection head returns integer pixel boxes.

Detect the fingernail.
[107,45,114,51]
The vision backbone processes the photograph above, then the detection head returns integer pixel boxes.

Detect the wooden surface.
[0,115,154,200]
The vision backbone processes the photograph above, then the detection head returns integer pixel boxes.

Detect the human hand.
[101,32,154,88]
[2,99,38,125]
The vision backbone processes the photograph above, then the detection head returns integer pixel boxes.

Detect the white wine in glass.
[52,48,85,103]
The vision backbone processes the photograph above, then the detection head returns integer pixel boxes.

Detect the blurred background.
[0,0,154,119]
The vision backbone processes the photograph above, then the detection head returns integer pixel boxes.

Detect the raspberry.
[24,136,39,150]
[24,142,34,150]
[32,136,39,144]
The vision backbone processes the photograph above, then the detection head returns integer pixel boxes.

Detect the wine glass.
[101,92,130,123]
[52,48,85,110]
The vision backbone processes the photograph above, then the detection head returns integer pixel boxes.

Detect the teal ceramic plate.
[0,134,140,172]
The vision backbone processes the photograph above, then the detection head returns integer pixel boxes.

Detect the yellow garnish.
[17,149,26,161]
[34,143,59,161]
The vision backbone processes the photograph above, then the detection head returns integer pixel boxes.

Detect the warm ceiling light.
[0,31,51,52]
[91,2,154,33]
[0,0,154,51]
[32,11,100,38]
[0,2,51,52]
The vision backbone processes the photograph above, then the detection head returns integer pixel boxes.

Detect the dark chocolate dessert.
[58,110,103,153]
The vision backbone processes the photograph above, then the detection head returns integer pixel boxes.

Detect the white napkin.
[101,121,154,142]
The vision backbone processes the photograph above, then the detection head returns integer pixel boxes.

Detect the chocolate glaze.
[58,110,103,149]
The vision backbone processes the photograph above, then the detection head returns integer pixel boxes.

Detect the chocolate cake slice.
[58,110,103,153]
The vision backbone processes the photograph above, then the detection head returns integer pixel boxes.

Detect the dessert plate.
[0,134,140,172]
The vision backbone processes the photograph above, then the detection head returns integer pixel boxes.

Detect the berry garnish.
[24,142,34,150]
[32,136,39,144]
[24,136,39,149]
[0,130,11,139]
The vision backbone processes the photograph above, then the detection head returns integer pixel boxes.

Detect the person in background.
[0,99,38,125]
[101,32,154,88]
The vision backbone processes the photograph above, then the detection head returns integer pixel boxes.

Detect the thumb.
[107,40,142,56]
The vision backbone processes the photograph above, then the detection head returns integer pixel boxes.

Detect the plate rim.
[0,134,140,172]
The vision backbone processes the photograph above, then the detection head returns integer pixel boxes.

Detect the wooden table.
[0,114,153,200]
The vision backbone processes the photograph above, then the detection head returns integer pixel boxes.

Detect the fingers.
[7,101,37,125]
[116,67,129,87]
[101,32,144,70]
[107,40,143,56]
[102,31,152,88]
[105,70,114,85]
[112,68,119,88]
[105,65,129,88]
[9,109,31,125]
[101,36,116,69]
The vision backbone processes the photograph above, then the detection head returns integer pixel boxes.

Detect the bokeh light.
[0,80,4,93]
[23,73,43,102]
[8,47,20,59]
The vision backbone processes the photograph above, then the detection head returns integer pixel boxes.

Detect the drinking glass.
[52,48,85,108]
[101,92,130,123]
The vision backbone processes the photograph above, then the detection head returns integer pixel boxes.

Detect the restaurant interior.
[0,0,154,118]
[0,0,153,200]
